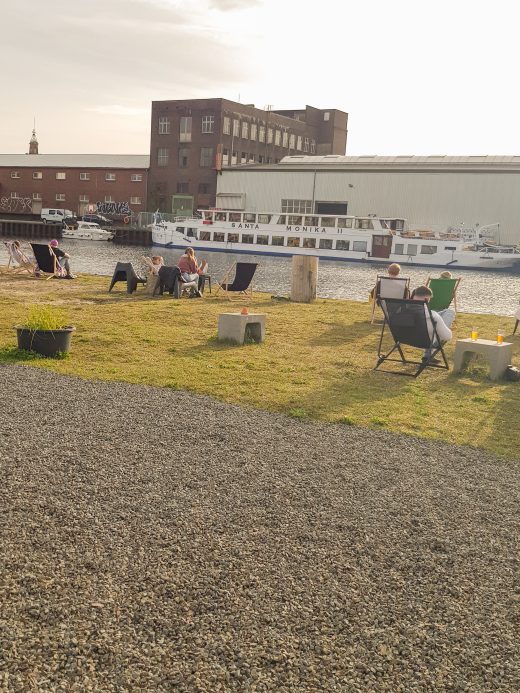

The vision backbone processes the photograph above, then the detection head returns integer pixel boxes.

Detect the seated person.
[370,262,408,300]
[411,285,453,360]
[142,255,164,275]
[177,247,209,296]
[49,239,74,278]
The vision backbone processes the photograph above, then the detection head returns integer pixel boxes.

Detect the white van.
[41,208,75,224]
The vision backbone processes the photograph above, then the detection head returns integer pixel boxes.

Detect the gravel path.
[1,365,519,692]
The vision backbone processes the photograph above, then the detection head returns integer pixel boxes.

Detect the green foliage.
[22,305,68,331]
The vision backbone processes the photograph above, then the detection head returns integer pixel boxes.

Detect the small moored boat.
[62,221,114,242]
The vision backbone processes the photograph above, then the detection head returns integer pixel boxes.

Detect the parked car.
[41,208,76,225]
[81,214,114,226]
[63,216,79,230]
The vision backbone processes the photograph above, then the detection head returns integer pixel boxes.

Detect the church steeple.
[29,124,38,155]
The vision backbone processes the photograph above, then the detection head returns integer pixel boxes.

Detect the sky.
[1,0,518,156]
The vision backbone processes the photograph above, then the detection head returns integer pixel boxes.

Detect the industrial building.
[148,98,348,214]
[215,155,520,245]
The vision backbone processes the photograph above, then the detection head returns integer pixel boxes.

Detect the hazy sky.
[1,0,517,156]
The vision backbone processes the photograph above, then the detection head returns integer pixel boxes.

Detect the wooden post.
[290,255,318,303]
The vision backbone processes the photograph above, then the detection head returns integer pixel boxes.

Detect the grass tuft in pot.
[16,305,75,357]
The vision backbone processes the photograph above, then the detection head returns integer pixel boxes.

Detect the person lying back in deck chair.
[411,285,454,362]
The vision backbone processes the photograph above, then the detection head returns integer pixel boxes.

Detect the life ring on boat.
[123,216,130,224]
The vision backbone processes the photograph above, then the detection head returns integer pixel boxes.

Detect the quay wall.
[0,219,152,245]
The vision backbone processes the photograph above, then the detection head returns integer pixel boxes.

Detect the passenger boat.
[62,221,114,242]
[151,210,520,271]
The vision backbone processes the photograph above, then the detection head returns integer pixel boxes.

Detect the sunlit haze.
[1,0,518,156]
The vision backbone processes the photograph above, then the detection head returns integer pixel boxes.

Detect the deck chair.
[370,275,410,323]
[108,262,146,294]
[426,277,461,312]
[2,240,36,275]
[30,243,66,279]
[374,297,449,377]
[215,262,257,300]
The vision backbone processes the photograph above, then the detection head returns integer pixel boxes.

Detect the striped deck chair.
[30,243,67,280]
[3,240,36,275]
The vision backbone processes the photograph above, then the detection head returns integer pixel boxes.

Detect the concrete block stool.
[218,313,265,345]
[453,338,513,380]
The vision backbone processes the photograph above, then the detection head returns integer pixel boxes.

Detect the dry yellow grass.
[0,271,518,458]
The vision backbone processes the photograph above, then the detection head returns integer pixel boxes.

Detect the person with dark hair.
[412,285,454,361]
[49,239,75,279]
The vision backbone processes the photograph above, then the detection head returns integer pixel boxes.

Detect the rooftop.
[0,154,150,169]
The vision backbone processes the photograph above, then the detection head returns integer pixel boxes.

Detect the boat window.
[355,219,374,230]
[319,238,333,249]
[287,237,300,247]
[353,241,367,252]
[215,212,227,221]
[394,243,405,255]
[199,231,211,241]
[186,228,196,237]
[303,238,316,248]
[213,232,225,242]
[244,213,256,223]
[258,214,272,224]
[394,219,405,231]
[320,217,336,228]
[272,236,284,246]
[380,219,390,230]
[176,227,185,233]
[256,235,269,245]
[203,211,212,220]
[444,246,456,251]
[227,233,239,242]
[229,212,242,222]
[336,240,350,250]
[241,234,254,243]
[420,245,437,254]
[304,216,319,226]
[407,244,418,256]
[277,215,287,224]
[337,218,352,229]
[288,215,303,225]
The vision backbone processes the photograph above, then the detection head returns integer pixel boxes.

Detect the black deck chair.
[108,262,146,294]
[215,261,257,300]
[30,243,66,279]
[374,297,449,377]
[157,265,182,297]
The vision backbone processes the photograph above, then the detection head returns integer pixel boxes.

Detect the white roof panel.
[0,154,150,169]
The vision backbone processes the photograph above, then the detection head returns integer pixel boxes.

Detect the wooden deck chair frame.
[215,261,256,301]
[2,240,36,275]
[374,297,449,377]
[426,276,461,312]
[30,243,66,280]
[370,275,410,323]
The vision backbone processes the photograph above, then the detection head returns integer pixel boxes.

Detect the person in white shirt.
[411,285,454,360]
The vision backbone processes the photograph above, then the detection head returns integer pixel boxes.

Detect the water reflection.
[1,238,519,316]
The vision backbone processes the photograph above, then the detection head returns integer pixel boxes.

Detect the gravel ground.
[1,364,519,692]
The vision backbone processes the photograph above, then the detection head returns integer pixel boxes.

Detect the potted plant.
[16,305,75,357]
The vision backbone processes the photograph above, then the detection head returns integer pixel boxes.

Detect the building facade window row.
[9,192,143,204]
[9,171,143,182]
[157,147,215,168]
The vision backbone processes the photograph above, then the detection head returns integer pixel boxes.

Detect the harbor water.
[1,238,520,317]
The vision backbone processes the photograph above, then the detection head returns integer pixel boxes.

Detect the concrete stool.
[453,338,513,380]
[218,313,265,345]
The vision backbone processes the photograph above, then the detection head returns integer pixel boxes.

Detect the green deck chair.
[426,277,461,312]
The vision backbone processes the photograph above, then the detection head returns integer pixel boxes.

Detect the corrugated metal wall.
[218,169,520,244]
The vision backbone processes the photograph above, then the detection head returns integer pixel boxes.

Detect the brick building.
[148,98,348,214]
[0,130,149,219]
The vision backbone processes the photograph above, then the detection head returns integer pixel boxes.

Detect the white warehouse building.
[215,155,520,245]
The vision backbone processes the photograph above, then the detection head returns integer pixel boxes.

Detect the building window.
[56,194,65,201]
[289,134,295,149]
[282,132,288,147]
[231,150,238,165]
[222,148,229,166]
[296,136,302,150]
[158,117,171,134]
[130,196,142,205]
[105,195,114,203]
[80,172,90,181]
[198,183,210,194]
[303,137,309,152]
[223,116,231,135]
[105,173,116,181]
[201,115,215,133]
[275,130,281,146]
[79,195,89,202]
[251,123,257,140]
[281,199,313,214]
[233,119,240,136]
[267,128,273,144]
[241,152,247,164]
[157,148,169,166]
[200,147,214,168]
[131,173,143,181]
[10,192,20,198]
[310,140,316,153]
[259,126,266,142]
[179,116,192,142]
[32,192,42,200]
[175,182,188,193]
[56,172,66,180]
[32,172,42,179]
[178,147,189,168]
[323,112,330,121]
[11,171,20,179]
[241,121,249,139]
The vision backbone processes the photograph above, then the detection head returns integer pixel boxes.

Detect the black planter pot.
[16,326,75,357]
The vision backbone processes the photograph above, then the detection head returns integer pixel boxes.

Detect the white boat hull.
[62,229,114,241]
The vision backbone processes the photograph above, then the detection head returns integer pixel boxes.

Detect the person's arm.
[431,310,452,342]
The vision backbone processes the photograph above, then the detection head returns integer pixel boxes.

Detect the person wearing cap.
[49,239,75,279]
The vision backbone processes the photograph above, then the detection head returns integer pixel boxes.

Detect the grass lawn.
[1,271,519,459]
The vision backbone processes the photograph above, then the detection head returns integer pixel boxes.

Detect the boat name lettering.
[231,223,259,230]
[286,226,327,233]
